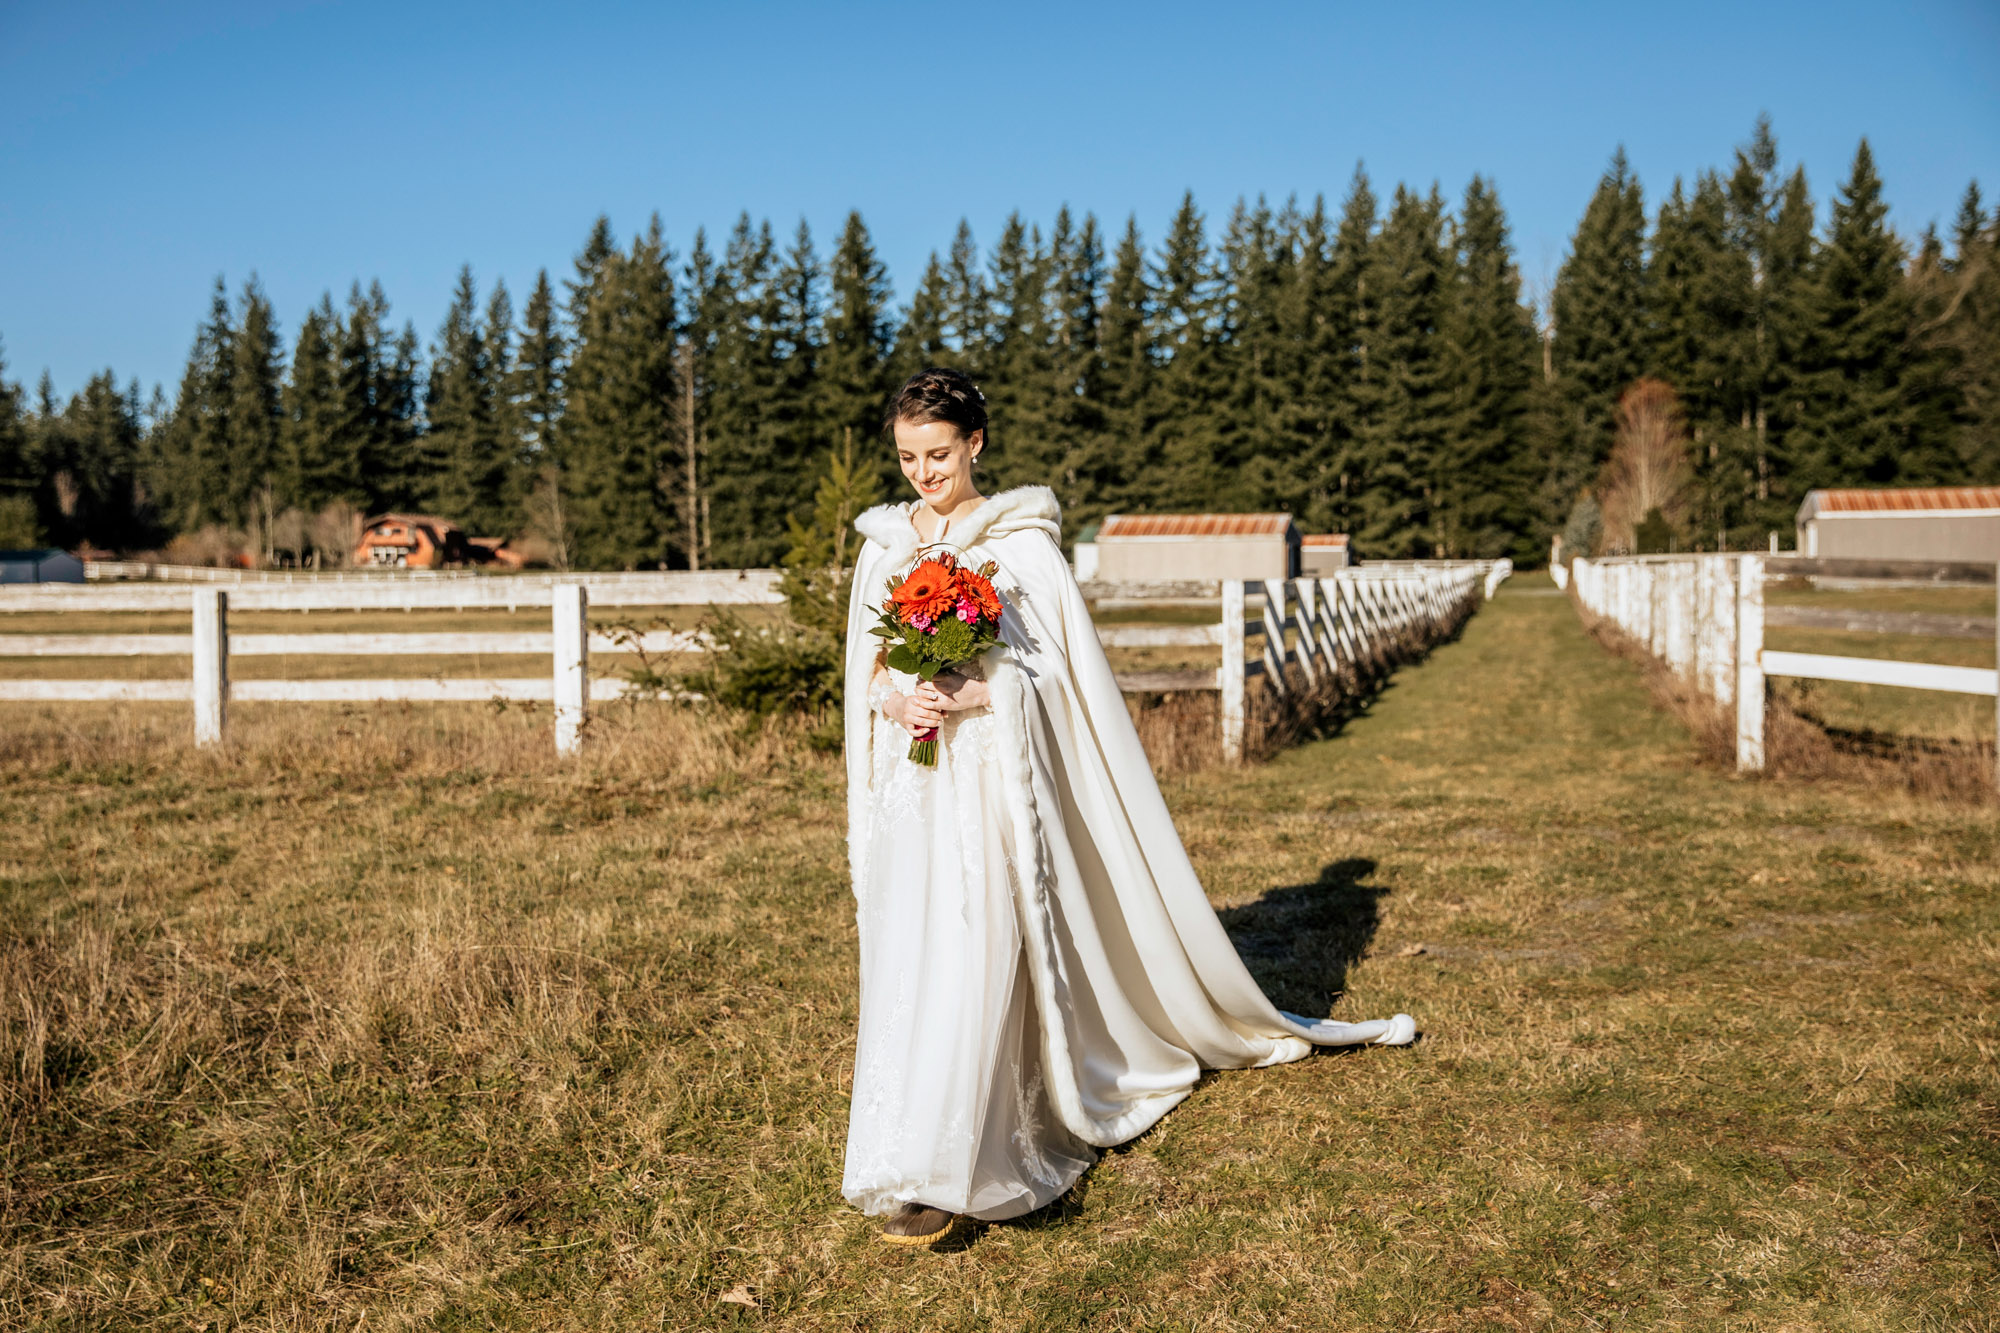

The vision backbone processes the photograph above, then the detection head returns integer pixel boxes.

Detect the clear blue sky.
[4,0,1996,404]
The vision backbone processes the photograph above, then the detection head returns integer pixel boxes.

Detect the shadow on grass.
[1216,857,1388,1016]
[948,859,1389,1251]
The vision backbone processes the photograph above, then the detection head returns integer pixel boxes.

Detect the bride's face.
[893,418,983,508]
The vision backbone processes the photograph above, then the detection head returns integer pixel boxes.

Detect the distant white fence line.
[2,562,1510,759]
[1,569,785,614]
[86,560,489,584]
[1568,553,1999,778]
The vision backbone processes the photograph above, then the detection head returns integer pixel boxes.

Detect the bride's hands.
[886,689,946,737]
[914,671,990,714]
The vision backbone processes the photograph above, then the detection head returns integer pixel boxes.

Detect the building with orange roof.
[1300,532,1351,575]
[1088,512,1300,582]
[1794,487,2000,563]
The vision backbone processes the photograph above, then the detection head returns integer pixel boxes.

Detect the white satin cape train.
[840,484,1414,1220]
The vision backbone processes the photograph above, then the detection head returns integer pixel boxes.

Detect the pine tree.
[567,215,617,333]
[703,215,785,569]
[1438,176,1538,558]
[563,216,680,568]
[426,266,512,533]
[892,254,950,381]
[227,277,284,526]
[1917,183,1999,477]
[1042,206,1107,518]
[1792,139,1920,489]
[56,372,146,549]
[982,214,1056,490]
[1353,185,1450,557]
[1546,149,1649,526]
[281,295,343,512]
[1647,170,1751,544]
[1312,169,1379,540]
[1147,191,1224,510]
[485,277,518,508]
[154,279,236,530]
[321,283,380,510]
[766,219,826,550]
[1084,216,1155,514]
[0,340,39,546]
[942,220,990,376]
[375,316,424,512]
[820,212,895,480]
[1216,195,1294,512]
[513,268,566,482]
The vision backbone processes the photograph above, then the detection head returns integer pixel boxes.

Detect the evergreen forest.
[3,119,1995,570]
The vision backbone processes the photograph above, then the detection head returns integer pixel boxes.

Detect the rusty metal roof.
[1807,487,2000,515]
[1097,513,1295,539]
[1301,533,1350,547]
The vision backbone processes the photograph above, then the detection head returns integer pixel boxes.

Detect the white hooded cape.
[841,485,1413,1209]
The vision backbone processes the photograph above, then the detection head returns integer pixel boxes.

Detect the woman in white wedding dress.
[842,369,1415,1246]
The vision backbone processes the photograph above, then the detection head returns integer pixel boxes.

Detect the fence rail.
[1568,553,1999,780]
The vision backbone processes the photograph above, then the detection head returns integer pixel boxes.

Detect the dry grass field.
[2,576,1995,1330]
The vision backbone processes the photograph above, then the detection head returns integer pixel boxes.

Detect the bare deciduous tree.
[523,468,572,572]
[1597,377,1694,554]
[307,503,362,570]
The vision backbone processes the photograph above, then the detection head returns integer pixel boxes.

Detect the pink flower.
[910,611,934,632]
[956,597,978,623]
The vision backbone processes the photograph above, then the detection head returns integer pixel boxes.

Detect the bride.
[841,368,1415,1246]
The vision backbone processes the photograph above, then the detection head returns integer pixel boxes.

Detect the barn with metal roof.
[1795,487,2000,563]
[1091,513,1300,581]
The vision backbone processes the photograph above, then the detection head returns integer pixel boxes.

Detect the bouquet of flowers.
[869,550,1006,765]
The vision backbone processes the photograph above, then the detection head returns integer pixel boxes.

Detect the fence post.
[554,582,588,756]
[1220,579,1245,763]
[192,588,227,747]
[1735,555,1765,773]
[1710,557,1736,706]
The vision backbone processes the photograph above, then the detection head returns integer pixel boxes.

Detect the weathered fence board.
[1766,556,1997,586]
[1764,606,1997,640]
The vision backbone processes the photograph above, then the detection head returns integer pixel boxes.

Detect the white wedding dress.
[840,485,1414,1222]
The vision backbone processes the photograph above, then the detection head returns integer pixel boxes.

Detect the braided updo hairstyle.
[883,367,988,469]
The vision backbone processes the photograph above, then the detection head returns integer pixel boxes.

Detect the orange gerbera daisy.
[890,558,958,624]
[957,569,1002,619]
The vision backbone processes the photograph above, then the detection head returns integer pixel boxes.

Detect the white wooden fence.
[1,563,1510,760]
[1089,561,1511,761]
[1568,553,2000,779]
[0,573,781,756]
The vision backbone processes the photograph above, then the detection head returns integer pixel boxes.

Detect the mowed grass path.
[1,578,1994,1330]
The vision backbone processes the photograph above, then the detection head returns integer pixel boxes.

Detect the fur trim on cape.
[852,484,1061,570]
